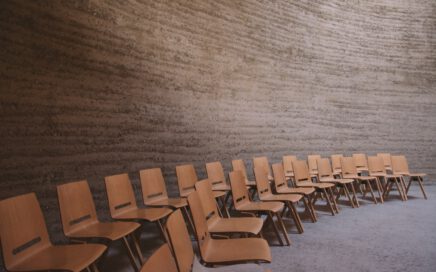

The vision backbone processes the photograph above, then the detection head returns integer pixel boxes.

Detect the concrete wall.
[0,0,435,253]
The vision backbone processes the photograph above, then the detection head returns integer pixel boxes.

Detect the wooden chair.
[316,158,358,208]
[195,180,263,237]
[253,156,273,181]
[282,155,297,182]
[340,157,381,204]
[0,193,106,272]
[271,163,317,222]
[377,153,393,172]
[164,210,269,272]
[368,156,406,201]
[254,167,305,234]
[187,191,271,265]
[139,167,194,232]
[104,173,172,243]
[206,161,233,211]
[352,153,369,173]
[177,164,229,217]
[292,160,338,215]
[391,155,428,199]
[229,170,290,246]
[307,154,321,178]
[231,159,257,198]
[331,154,343,176]
[57,180,143,271]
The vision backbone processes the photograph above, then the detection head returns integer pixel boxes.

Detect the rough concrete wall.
[0,0,435,252]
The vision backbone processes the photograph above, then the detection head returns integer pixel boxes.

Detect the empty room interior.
[1,1,436,272]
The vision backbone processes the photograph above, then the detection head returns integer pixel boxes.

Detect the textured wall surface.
[0,0,435,257]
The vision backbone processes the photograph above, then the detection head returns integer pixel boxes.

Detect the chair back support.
[254,167,273,200]
[368,156,386,174]
[231,159,249,182]
[282,155,297,175]
[253,156,271,177]
[140,243,178,272]
[272,163,288,191]
[352,153,368,168]
[104,173,138,218]
[165,210,195,272]
[292,160,311,184]
[139,168,168,205]
[206,161,227,187]
[57,180,99,236]
[308,155,321,173]
[194,180,220,224]
[341,157,358,176]
[176,164,198,197]
[187,192,211,259]
[391,155,410,174]
[377,153,392,169]
[317,158,334,179]
[229,171,251,208]
[331,154,343,172]
[0,193,51,270]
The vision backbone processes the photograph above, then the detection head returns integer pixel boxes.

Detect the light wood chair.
[292,160,338,215]
[254,167,305,234]
[377,153,393,172]
[307,155,321,178]
[368,156,406,201]
[340,157,381,204]
[104,173,172,243]
[271,163,317,222]
[282,155,297,183]
[57,180,143,271]
[391,155,428,199]
[253,156,274,181]
[352,153,369,174]
[316,158,358,208]
[187,191,271,265]
[0,193,106,272]
[229,170,290,246]
[331,154,344,176]
[206,161,233,212]
[195,180,264,237]
[139,167,195,232]
[164,210,269,272]
[231,159,257,198]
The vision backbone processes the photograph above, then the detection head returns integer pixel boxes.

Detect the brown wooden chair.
[391,155,428,199]
[271,163,317,222]
[206,161,233,212]
[164,210,269,272]
[331,154,344,176]
[352,153,369,174]
[282,155,297,183]
[0,193,106,272]
[253,156,274,181]
[140,244,178,272]
[292,160,338,215]
[176,164,228,217]
[57,180,143,271]
[187,191,271,265]
[368,156,406,201]
[104,173,172,243]
[229,170,290,246]
[254,167,305,234]
[316,158,358,208]
[195,180,263,237]
[231,159,257,198]
[307,154,321,178]
[377,153,393,172]
[340,157,381,204]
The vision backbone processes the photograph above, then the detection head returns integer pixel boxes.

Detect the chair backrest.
[253,156,271,178]
[229,170,251,208]
[308,155,321,173]
[317,158,334,179]
[352,153,368,168]
[272,163,289,191]
[57,180,99,236]
[292,160,312,184]
[377,153,392,169]
[176,164,198,197]
[104,173,138,218]
[368,156,386,174]
[341,157,358,175]
[331,154,343,171]
[254,167,273,199]
[391,155,410,174]
[0,193,51,270]
[231,159,250,182]
[140,243,178,272]
[195,180,220,224]
[165,210,195,272]
[139,168,169,205]
[282,155,297,175]
[206,161,227,187]
[187,191,211,260]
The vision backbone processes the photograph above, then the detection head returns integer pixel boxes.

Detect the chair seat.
[245,180,257,187]
[342,174,376,181]
[237,201,284,213]
[66,221,140,241]
[114,207,172,222]
[319,178,354,184]
[369,173,402,179]
[212,184,231,191]
[285,172,294,178]
[402,172,427,177]
[192,255,268,272]
[147,197,187,208]
[9,244,106,272]
[213,190,227,198]
[202,238,271,264]
[277,187,315,195]
[261,194,302,203]
[208,217,263,235]
[297,182,335,189]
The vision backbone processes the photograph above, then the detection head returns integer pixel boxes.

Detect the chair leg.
[406,178,413,194]
[399,177,408,200]
[336,187,344,202]
[349,182,360,207]
[417,176,428,199]
[312,192,319,206]
[92,263,100,272]
[393,179,405,201]
[302,196,316,223]
[365,180,377,204]
[267,212,284,246]
[275,212,291,246]
[122,236,140,271]
[374,178,384,204]
[308,194,318,222]
[156,219,169,244]
[131,233,145,264]
[328,188,339,213]
[322,188,335,216]
[182,206,196,235]
[287,202,304,233]
[344,185,355,208]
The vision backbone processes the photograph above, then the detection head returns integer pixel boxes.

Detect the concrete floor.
[102,184,436,272]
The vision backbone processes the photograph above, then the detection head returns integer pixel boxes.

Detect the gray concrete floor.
[102,184,436,272]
